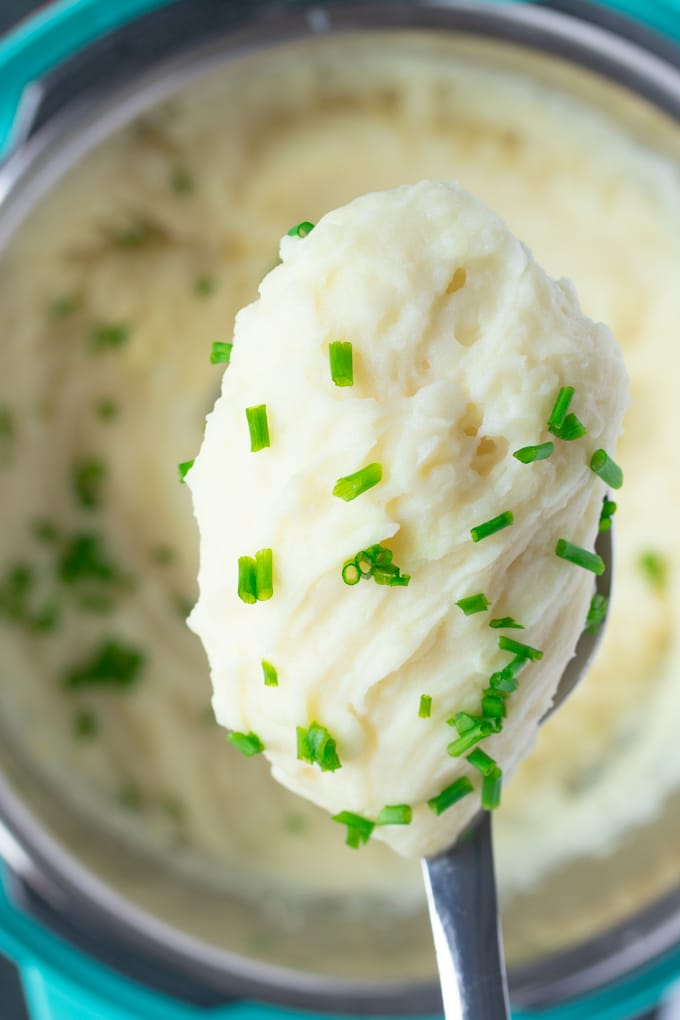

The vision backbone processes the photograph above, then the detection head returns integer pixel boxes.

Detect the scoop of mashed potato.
[188,181,628,858]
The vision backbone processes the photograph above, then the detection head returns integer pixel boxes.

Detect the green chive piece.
[470,510,514,543]
[332,810,374,848]
[489,671,518,694]
[88,322,131,353]
[450,711,479,734]
[599,498,617,533]
[50,294,80,320]
[255,548,273,601]
[333,463,382,502]
[237,556,257,604]
[355,550,375,577]
[387,573,411,587]
[245,404,270,452]
[342,560,360,586]
[111,222,150,249]
[590,449,624,489]
[171,166,194,195]
[329,341,354,387]
[178,459,194,483]
[585,593,608,634]
[513,442,554,464]
[96,399,118,422]
[297,722,342,772]
[227,731,264,756]
[448,722,493,757]
[548,386,574,434]
[118,782,143,811]
[427,777,474,815]
[376,804,412,826]
[482,691,507,720]
[287,221,314,238]
[467,748,497,776]
[73,458,106,510]
[481,767,503,810]
[74,709,98,739]
[59,532,126,587]
[498,635,543,661]
[638,550,668,592]
[557,413,588,441]
[456,593,490,616]
[150,545,175,566]
[194,274,217,297]
[419,694,432,719]
[210,341,232,365]
[262,659,278,687]
[556,539,605,575]
[64,639,145,690]
[489,617,524,630]
[31,519,59,544]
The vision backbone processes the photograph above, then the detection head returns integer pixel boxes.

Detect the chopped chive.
[332,810,374,848]
[387,573,411,587]
[237,556,257,604]
[329,341,354,387]
[255,548,273,601]
[470,510,514,543]
[498,635,543,661]
[450,712,479,734]
[118,782,143,811]
[466,748,497,776]
[210,341,232,365]
[31,519,59,544]
[50,294,80,320]
[333,463,382,502]
[481,691,507,721]
[448,722,493,757]
[171,166,194,195]
[599,498,617,532]
[638,550,668,592]
[590,449,624,489]
[513,442,554,464]
[341,560,360,586]
[178,459,194,483]
[489,617,524,630]
[585,593,608,634]
[297,722,342,772]
[227,731,264,756]
[456,593,490,616]
[195,274,216,297]
[427,777,474,815]
[548,386,574,434]
[376,804,412,826]
[557,413,587,441]
[150,545,175,566]
[245,404,270,452]
[64,639,145,690]
[355,550,374,577]
[287,221,314,238]
[489,671,518,694]
[111,222,150,249]
[419,694,432,718]
[556,539,605,575]
[481,767,503,810]
[88,322,131,353]
[73,458,106,510]
[262,659,278,687]
[96,399,118,422]
[74,709,98,739]
[59,532,126,586]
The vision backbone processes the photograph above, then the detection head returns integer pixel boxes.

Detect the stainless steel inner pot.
[1,1,680,1014]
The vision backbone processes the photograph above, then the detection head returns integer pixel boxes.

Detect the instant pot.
[1,1,680,1018]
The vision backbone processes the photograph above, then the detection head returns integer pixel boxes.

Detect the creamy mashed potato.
[0,35,678,950]
[189,180,628,857]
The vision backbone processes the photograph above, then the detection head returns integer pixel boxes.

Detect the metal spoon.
[422,527,613,1020]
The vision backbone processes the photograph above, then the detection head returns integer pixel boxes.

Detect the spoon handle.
[421,813,510,1020]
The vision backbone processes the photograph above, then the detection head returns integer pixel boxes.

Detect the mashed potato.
[189,181,628,857]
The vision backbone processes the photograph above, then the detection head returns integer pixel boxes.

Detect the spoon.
[422,527,613,1019]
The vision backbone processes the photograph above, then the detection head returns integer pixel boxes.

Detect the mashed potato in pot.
[0,34,678,956]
